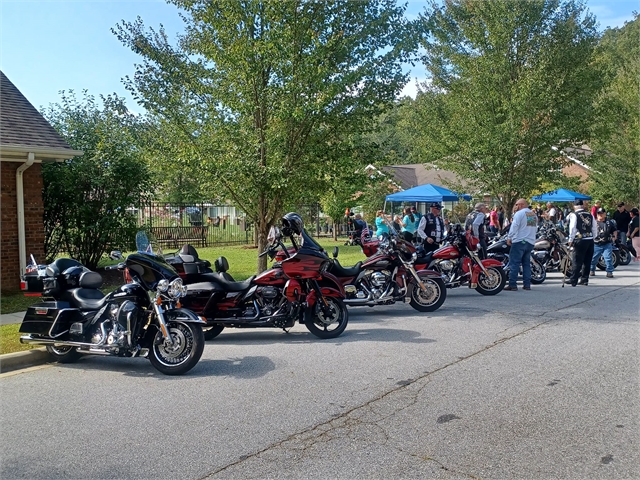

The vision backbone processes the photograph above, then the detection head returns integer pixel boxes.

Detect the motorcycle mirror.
[332,246,338,259]
[109,250,123,260]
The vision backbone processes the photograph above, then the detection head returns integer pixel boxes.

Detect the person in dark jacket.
[416,202,446,253]
[590,208,617,278]
[612,202,631,244]
[567,199,598,286]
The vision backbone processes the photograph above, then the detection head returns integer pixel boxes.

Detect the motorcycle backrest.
[215,256,230,273]
[46,258,83,278]
[79,271,103,289]
[180,244,199,261]
[333,247,339,259]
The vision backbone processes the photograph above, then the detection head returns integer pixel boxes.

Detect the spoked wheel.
[596,251,619,270]
[530,257,547,284]
[409,276,446,312]
[475,266,507,295]
[618,248,631,266]
[46,345,81,363]
[203,325,224,341]
[305,297,348,339]
[149,322,204,375]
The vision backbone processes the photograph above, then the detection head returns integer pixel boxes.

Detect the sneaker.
[590,271,595,276]
[606,273,614,278]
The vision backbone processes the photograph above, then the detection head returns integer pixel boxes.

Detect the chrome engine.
[435,259,458,283]
[255,286,286,317]
[89,301,137,352]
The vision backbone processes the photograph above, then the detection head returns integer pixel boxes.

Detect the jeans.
[591,242,613,273]
[509,240,534,288]
[617,231,627,244]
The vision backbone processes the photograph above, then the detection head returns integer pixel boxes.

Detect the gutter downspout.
[16,152,35,275]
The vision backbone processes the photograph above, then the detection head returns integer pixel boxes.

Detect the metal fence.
[135,202,355,248]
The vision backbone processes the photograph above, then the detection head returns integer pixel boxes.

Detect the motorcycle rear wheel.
[409,276,446,312]
[530,258,546,285]
[618,248,631,266]
[46,345,81,363]
[305,297,348,339]
[203,325,225,341]
[596,251,619,270]
[149,322,205,375]
[475,266,507,295]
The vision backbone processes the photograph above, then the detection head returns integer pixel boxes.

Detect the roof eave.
[0,144,83,162]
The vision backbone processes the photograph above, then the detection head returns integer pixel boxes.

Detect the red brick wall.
[1,161,45,292]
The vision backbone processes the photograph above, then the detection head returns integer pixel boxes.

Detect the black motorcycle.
[486,234,546,284]
[19,251,206,375]
[532,225,571,273]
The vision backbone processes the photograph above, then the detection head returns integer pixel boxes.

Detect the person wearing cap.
[465,202,489,258]
[613,202,631,244]
[504,198,537,291]
[590,208,617,278]
[417,202,446,253]
[567,199,598,286]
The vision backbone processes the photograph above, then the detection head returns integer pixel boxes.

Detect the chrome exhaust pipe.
[20,335,103,349]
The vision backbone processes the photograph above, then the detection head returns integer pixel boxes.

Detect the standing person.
[613,202,631,244]
[375,210,390,240]
[401,207,417,242]
[489,206,500,233]
[628,208,640,261]
[416,202,446,253]
[392,214,403,233]
[465,203,489,258]
[567,199,598,286]
[546,202,558,223]
[497,206,505,231]
[591,200,601,218]
[590,208,617,278]
[504,198,537,291]
[411,206,422,226]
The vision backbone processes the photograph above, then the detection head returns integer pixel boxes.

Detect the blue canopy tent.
[384,184,472,215]
[531,189,591,202]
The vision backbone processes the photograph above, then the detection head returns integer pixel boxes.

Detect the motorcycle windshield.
[136,231,152,253]
[126,252,178,290]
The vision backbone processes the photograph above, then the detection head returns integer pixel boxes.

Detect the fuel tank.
[534,239,551,250]
[431,244,460,260]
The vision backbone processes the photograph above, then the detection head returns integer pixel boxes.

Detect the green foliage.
[588,14,640,207]
[42,92,153,269]
[410,0,601,212]
[113,0,416,270]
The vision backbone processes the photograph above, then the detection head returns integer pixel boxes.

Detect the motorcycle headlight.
[167,278,184,299]
[157,279,170,292]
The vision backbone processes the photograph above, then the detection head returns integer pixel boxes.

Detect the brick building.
[0,71,81,291]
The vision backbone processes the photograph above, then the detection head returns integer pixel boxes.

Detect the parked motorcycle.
[595,242,620,271]
[422,224,507,295]
[18,251,206,375]
[172,212,349,340]
[532,225,571,273]
[615,238,632,266]
[327,230,447,312]
[486,234,547,284]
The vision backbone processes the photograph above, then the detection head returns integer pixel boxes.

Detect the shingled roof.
[0,70,80,160]
[382,164,465,190]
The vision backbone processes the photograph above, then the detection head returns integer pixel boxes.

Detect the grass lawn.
[0,238,366,354]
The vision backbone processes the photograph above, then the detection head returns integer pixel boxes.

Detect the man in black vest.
[567,199,598,286]
[417,202,446,253]
[590,207,617,278]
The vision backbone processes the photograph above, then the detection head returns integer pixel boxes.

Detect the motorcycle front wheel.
[305,297,348,339]
[475,266,507,295]
[530,257,547,284]
[46,344,81,363]
[618,247,631,266]
[409,276,446,312]
[149,322,205,375]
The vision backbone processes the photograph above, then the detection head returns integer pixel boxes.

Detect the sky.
[1,0,638,113]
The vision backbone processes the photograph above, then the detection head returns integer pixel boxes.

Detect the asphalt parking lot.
[1,265,638,479]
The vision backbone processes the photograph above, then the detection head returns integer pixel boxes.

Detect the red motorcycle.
[327,234,447,312]
[171,213,349,340]
[423,224,506,295]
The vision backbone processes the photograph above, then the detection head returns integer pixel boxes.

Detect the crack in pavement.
[200,283,639,479]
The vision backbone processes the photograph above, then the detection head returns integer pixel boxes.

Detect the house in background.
[0,70,82,291]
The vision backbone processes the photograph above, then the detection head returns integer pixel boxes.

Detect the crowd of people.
[354,197,639,291]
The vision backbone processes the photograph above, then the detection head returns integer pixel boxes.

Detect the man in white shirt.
[504,198,538,291]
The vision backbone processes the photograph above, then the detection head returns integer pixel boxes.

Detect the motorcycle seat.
[417,251,434,263]
[69,287,107,310]
[330,260,362,277]
[187,275,256,293]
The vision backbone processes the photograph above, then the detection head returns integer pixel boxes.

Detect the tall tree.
[42,92,153,268]
[411,0,601,212]
[587,15,640,208]
[114,0,415,271]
